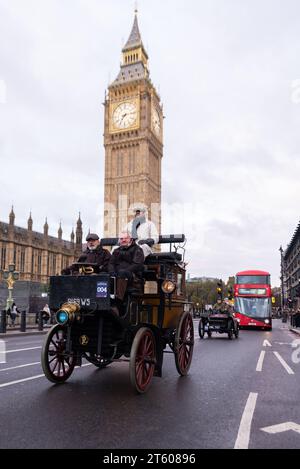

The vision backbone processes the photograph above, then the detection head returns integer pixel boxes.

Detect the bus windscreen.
[236,275,270,285]
[235,297,271,319]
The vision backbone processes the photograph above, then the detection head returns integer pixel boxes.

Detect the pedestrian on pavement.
[42,304,51,325]
[10,302,20,327]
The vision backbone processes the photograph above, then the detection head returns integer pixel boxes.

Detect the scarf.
[131,215,146,239]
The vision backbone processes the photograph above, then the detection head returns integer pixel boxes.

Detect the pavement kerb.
[289,327,300,336]
[0,330,49,339]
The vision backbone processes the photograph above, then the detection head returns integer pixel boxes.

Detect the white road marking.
[0,362,40,371]
[0,363,92,388]
[0,374,45,388]
[261,422,300,434]
[273,352,294,375]
[256,351,265,372]
[234,392,258,449]
[275,342,295,346]
[263,340,272,347]
[6,346,42,353]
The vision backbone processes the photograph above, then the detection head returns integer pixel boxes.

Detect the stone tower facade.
[103,12,163,237]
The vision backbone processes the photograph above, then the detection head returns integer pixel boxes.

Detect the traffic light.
[228,287,234,301]
[217,279,223,299]
[287,298,293,309]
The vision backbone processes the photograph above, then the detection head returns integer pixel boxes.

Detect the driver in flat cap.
[61,233,111,275]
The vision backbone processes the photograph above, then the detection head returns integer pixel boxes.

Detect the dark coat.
[78,246,111,272]
[108,242,144,278]
[62,246,111,274]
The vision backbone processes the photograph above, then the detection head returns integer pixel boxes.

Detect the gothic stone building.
[283,220,300,304]
[103,12,163,237]
[0,208,83,310]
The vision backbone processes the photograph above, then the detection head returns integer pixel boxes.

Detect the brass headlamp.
[56,302,80,325]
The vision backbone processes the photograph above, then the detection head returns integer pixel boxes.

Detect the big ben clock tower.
[103,11,163,237]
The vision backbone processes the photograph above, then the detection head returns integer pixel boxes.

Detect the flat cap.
[86,233,99,241]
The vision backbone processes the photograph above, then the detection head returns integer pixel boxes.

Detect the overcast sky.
[1,0,300,286]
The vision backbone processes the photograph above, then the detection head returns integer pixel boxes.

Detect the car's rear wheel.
[130,327,156,394]
[198,319,205,339]
[175,312,194,376]
[228,321,233,340]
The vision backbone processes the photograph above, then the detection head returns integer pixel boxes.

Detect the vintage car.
[198,307,239,340]
[41,235,194,393]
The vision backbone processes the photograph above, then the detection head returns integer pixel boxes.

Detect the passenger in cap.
[124,206,159,258]
[61,233,111,275]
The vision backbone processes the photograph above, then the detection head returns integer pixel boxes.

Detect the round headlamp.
[55,302,80,325]
[56,310,69,325]
[162,280,176,294]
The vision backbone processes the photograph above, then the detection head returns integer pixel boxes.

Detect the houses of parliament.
[0,11,163,307]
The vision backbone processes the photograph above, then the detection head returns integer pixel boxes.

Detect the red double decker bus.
[234,270,272,330]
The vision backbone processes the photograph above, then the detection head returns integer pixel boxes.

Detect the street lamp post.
[279,246,285,312]
[1,264,19,311]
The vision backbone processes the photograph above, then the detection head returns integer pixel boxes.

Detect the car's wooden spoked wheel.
[41,325,75,383]
[130,327,156,394]
[175,312,194,376]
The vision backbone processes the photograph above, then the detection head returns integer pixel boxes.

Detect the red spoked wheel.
[175,312,194,376]
[41,325,75,383]
[130,327,156,394]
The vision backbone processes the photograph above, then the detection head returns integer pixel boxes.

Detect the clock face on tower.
[152,106,161,136]
[111,100,138,131]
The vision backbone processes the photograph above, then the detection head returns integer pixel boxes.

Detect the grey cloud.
[1,0,300,286]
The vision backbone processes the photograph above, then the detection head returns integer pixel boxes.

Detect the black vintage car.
[198,307,239,340]
[41,235,194,393]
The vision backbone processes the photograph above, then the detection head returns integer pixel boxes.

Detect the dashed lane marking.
[234,392,258,449]
[6,346,42,353]
[0,362,40,372]
[0,374,45,388]
[256,351,265,372]
[0,364,92,388]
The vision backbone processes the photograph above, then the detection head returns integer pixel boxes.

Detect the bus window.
[236,275,270,285]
